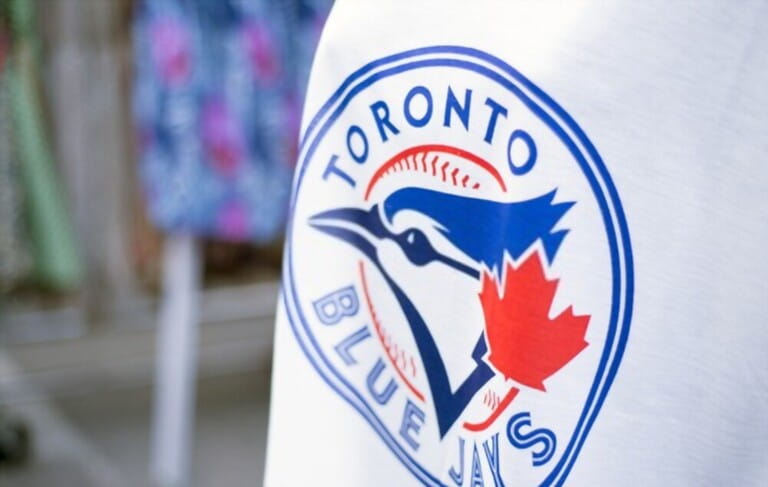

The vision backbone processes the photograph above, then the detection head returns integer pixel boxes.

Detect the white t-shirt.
[265,1,768,485]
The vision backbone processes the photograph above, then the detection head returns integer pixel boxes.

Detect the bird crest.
[383,187,574,277]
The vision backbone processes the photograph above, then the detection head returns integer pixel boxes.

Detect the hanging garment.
[290,0,335,164]
[0,20,30,290]
[134,0,332,242]
[6,0,81,291]
[264,1,768,486]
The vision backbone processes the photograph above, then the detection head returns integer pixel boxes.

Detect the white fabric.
[265,1,768,485]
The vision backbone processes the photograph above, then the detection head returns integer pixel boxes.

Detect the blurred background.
[0,0,332,485]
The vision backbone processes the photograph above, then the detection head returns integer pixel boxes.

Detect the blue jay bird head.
[309,187,574,279]
[309,201,472,275]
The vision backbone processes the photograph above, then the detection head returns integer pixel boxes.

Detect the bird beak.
[308,205,391,240]
[308,205,390,262]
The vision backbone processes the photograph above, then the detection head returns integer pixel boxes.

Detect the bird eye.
[406,231,416,245]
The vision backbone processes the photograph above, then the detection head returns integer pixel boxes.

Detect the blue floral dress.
[133,0,332,242]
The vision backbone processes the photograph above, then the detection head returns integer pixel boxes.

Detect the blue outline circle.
[404,85,434,127]
[282,46,634,487]
[507,129,537,176]
[346,125,369,163]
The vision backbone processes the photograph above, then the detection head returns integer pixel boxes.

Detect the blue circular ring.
[283,46,634,487]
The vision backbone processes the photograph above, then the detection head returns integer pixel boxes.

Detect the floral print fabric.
[134,0,331,241]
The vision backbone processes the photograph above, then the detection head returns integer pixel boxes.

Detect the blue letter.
[346,125,369,163]
[366,358,398,405]
[444,87,472,130]
[483,434,504,487]
[370,100,400,142]
[404,86,433,128]
[449,437,466,485]
[334,327,371,365]
[483,97,508,144]
[399,400,425,451]
[313,285,359,325]
[507,129,537,176]
[471,443,485,486]
[507,412,556,467]
[322,154,356,187]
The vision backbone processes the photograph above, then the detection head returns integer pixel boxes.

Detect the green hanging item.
[0,19,30,291]
[6,0,81,290]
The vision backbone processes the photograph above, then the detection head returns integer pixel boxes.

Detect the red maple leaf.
[478,252,590,391]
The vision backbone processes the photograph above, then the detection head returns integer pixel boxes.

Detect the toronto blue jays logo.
[283,47,633,486]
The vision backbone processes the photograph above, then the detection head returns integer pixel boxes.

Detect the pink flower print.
[202,99,246,175]
[242,21,281,84]
[217,201,249,241]
[150,18,192,86]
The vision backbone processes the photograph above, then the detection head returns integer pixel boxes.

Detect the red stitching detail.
[359,262,425,402]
